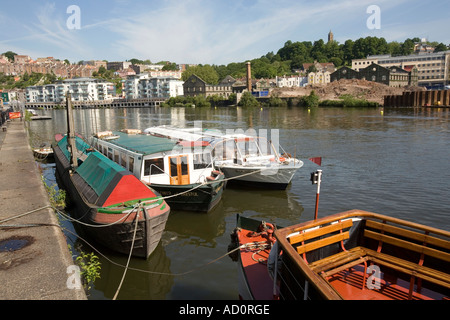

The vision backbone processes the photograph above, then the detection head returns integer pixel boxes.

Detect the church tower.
[328,30,334,43]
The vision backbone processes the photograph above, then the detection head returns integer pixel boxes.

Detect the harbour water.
[29,105,450,300]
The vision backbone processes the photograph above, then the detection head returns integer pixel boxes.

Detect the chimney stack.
[246,62,252,92]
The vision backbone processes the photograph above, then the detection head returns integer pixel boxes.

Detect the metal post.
[311,169,322,220]
[66,93,77,169]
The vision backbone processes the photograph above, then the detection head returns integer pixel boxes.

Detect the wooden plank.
[297,232,349,255]
[364,229,450,262]
[321,256,370,278]
[289,219,353,245]
[310,247,367,273]
[368,256,450,290]
[366,220,450,250]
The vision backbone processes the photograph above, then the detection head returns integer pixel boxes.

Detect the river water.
[28,105,450,300]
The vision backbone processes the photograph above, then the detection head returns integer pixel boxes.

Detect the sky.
[0,0,449,65]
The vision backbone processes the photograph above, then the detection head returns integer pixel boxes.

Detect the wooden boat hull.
[53,140,170,258]
[149,173,225,212]
[234,210,450,300]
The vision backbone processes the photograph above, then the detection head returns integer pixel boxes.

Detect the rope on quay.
[0,203,261,289]
[0,168,271,299]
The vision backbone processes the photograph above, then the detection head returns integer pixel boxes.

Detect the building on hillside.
[26,78,115,103]
[358,64,390,86]
[328,30,334,43]
[123,74,183,99]
[330,66,359,81]
[351,51,450,88]
[331,63,418,87]
[183,74,233,98]
[308,71,331,85]
[107,61,132,71]
[276,75,308,87]
[303,61,336,73]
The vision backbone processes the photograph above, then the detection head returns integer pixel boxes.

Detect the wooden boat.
[233,209,450,300]
[53,134,170,258]
[144,126,303,190]
[91,129,225,213]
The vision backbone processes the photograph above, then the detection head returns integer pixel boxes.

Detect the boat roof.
[98,131,179,155]
[143,126,260,145]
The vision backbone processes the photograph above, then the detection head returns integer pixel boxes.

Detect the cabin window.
[144,158,165,175]
[194,153,211,170]
[128,156,134,172]
[170,157,178,177]
[107,147,113,160]
[180,156,188,175]
[120,152,127,167]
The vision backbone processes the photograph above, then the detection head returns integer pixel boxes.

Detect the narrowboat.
[53,134,170,258]
[91,128,225,213]
[233,209,450,300]
[144,126,303,190]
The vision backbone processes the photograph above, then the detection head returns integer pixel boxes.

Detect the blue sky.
[1,0,449,65]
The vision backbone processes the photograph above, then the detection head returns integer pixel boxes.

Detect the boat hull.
[53,142,170,258]
[217,164,299,190]
[232,215,278,300]
[149,174,225,212]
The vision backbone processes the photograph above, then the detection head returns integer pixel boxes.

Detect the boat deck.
[328,264,445,300]
[238,223,276,300]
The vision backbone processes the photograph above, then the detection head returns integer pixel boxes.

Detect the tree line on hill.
[183,36,448,84]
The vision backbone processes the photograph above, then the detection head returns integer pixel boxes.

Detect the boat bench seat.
[303,219,450,292]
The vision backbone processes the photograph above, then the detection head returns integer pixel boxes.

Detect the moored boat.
[33,146,54,161]
[53,134,170,258]
[144,125,304,190]
[233,209,450,300]
[91,129,225,213]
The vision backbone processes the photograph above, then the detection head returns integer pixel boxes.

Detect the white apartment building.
[352,51,450,88]
[124,74,184,99]
[26,78,115,103]
[308,71,331,85]
[276,75,308,87]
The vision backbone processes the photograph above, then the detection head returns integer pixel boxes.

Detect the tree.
[238,92,259,107]
[2,51,17,62]
[182,65,219,84]
[434,43,448,52]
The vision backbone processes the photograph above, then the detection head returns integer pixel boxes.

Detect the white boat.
[91,129,226,213]
[144,126,303,190]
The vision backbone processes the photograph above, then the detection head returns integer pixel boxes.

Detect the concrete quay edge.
[0,119,86,300]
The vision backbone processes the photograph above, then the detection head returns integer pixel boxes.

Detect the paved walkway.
[0,119,86,300]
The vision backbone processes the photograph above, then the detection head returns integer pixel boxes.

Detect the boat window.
[194,153,211,170]
[120,152,127,167]
[144,158,165,175]
[180,156,188,175]
[114,150,119,163]
[170,157,178,177]
[107,147,113,160]
[128,156,134,172]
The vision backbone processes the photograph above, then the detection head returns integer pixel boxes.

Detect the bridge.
[25,97,166,109]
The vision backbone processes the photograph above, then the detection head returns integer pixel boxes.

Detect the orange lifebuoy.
[279,157,286,162]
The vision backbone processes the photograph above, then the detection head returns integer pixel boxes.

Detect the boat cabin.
[91,130,214,186]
